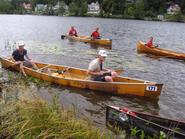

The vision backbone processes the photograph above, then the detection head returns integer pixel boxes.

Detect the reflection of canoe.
[65,35,112,46]
[0,57,163,99]
[137,41,185,60]
[106,105,185,139]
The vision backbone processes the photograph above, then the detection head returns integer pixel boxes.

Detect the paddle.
[37,65,51,72]
[38,66,70,74]
[61,35,66,39]
[104,68,124,75]
[114,69,124,74]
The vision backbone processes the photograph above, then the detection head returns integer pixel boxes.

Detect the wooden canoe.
[106,105,185,139]
[0,57,163,99]
[63,34,112,46]
[137,41,185,60]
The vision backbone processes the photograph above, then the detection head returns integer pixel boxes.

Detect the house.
[167,3,181,15]
[87,1,100,14]
[35,4,47,13]
[157,15,164,21]
[22,2,32,10]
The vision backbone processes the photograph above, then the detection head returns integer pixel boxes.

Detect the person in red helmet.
[68,26,78,37]
[91,27,100,39]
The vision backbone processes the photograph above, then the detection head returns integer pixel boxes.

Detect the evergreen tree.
[112,0,126,15]
[0,0,13,14]
[134,0,145,19]
[59,1,66,15]
[102,0,113,16]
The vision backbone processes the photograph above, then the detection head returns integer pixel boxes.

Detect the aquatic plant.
[140,130,145,139]
[130,127,140,137]
[7,71,14,81]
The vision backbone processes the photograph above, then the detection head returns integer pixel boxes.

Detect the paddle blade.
[61,35,66,39]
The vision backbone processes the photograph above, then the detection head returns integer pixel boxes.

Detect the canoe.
[0,57,163,99]
[63,34,112,46]
[106,105,185,139]
[137,41,185,60]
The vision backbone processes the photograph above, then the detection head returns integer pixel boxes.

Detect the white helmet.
[98,50,107,57]
[17,41,25,47]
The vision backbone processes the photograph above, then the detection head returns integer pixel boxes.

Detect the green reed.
[0,98,114,139]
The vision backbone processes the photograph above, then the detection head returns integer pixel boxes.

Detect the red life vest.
[146,38,153,47]
[91,31,100,39]
[69,29,77,36]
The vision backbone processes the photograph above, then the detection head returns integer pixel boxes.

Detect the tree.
[69,1,79,15]
[80,1,87,16]
[127,6,135,16]
[143,0,167,15]
[102,0,113,16]
[59,1,66,15]
[63,0,72,5]
[112,0,126,15]
[0,0,13,14]
[166,11,184,22]
[178,0,185,14]
[134,0,145,19]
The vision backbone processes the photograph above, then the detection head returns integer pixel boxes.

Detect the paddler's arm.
[11,56,16,62]
[11,51,16,62]
[87,70,103,76]
[25,54,31,61]
[102,68,113,73]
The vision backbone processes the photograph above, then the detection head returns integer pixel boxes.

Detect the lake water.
[0,15,185,127]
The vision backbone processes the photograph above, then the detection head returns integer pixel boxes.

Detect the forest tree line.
[0,0,185,21]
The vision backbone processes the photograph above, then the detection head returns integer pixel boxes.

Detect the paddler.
[87,50,118,82]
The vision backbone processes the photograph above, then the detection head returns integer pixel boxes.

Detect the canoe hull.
[65,35,112,46]
[0,58,162,99]
[137,41,185,60]
[106,106,185,138]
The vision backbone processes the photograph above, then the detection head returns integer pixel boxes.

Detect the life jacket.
[69,29,77,36]
[91,31,100,39]
[146,38,153,47]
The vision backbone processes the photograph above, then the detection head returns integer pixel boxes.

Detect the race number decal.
[146,86,157,91]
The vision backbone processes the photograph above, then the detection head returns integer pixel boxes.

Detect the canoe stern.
[144,83,163,99]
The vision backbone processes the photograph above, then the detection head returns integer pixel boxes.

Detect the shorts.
[93,72,111,82]
[23,60,33,68]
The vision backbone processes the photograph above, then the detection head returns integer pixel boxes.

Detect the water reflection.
[36,83,160,127]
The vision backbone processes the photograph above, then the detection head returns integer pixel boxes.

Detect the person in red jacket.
[145,37,158,48]
[91,28,100,39]
[146,37,153,48]
[68,26,78,37]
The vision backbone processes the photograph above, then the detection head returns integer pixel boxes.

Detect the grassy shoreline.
[0,98,115,139]
[0,70,118,139]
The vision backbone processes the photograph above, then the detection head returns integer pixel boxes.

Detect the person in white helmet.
[87,50,118,82]
[12,41,38,76]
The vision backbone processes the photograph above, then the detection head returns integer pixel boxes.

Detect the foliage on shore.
[1,0,185,22]
[0,97,114,139]
[0,70,116,139]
